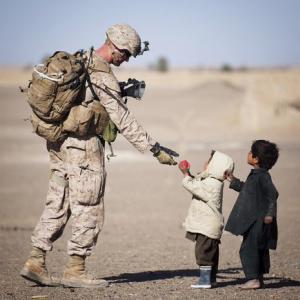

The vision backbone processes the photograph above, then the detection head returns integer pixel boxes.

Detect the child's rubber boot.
[20,246,59,286]
[191,266,212,289]
[61,255,109,288]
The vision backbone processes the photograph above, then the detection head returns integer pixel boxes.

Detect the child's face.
[247,151,259,167]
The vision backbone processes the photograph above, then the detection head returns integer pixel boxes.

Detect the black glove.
[150,142,179,165]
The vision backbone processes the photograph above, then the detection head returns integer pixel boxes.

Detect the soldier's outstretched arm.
[91,72,155,153]
[90,72,179,165]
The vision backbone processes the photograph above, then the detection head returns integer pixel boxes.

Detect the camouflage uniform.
[31,52,156,256]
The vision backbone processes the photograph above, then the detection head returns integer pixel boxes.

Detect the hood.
[206,150,234,181]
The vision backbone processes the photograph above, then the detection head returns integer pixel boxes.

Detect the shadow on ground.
[105,267,243,284]
[105,267,300,289]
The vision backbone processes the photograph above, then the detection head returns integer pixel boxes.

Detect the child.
[225,140,279,289]
[178,150,234,288]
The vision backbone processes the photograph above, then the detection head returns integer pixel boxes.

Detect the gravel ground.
[0,85,299,300]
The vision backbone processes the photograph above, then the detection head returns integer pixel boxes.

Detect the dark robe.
[225,168,278,250]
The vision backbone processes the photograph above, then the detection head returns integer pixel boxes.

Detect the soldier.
[20,24,178,288]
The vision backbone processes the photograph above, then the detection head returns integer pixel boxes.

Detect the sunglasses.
[113,44,131,58]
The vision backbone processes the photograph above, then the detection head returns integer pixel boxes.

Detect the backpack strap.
[87,48,110,73]
[85,47,104,101]
[86,76,99,101]
[85,48,116,101]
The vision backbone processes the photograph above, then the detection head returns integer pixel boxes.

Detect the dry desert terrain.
[0,67,299,299]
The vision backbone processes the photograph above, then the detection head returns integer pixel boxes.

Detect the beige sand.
[0,68,299,299]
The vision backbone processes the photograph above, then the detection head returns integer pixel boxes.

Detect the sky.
[0,0,300,68]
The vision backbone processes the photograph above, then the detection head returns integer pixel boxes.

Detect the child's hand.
[178,160,191,175]
[264,216,273,224]
[224,170,234,182]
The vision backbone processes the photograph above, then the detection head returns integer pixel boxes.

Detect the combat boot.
[20,246,58,286]
[191,266,212,289]
[61,255,109,288]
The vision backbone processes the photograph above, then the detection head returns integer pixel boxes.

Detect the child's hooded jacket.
[182,151,234,239]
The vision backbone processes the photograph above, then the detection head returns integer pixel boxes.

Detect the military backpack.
[20,49,116,143]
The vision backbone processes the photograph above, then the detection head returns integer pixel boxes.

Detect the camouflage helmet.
[106,24,141,57]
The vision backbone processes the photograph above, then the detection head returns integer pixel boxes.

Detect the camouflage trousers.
[31,136,106,256]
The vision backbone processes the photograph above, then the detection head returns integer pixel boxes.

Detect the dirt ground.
[0,69,300,299]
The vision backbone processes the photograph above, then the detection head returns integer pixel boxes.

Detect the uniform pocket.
[67,139,104,206]
[75,167,102,206]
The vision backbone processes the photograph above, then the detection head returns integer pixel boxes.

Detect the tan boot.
[20,246,59,286]
[61,255,108,288]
